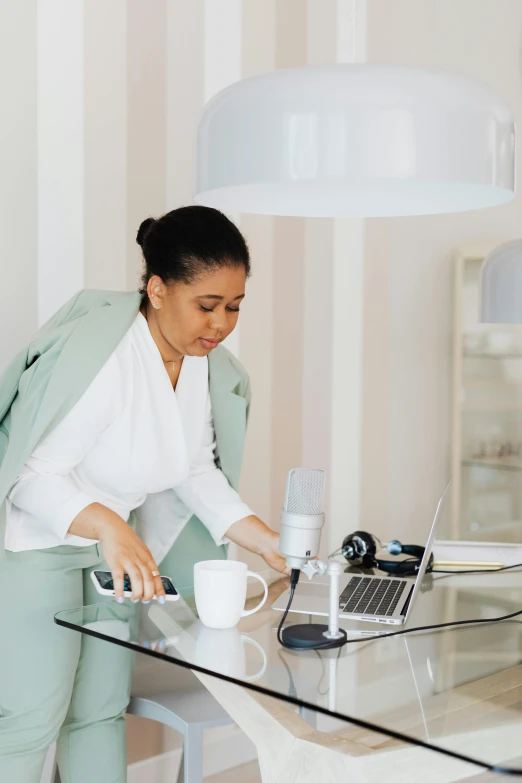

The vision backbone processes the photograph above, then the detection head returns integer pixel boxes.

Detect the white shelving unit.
[452,241,522,543]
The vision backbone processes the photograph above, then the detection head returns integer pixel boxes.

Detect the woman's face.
[146,265,246,357]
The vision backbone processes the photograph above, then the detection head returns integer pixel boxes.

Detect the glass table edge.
[53,611,522,776]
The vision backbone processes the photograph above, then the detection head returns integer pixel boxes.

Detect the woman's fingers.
[123,560,144,602]
[145,557,167,602]
[127,547,165,603]
[112,566,125,603]
[111,545,166,604]
[137,561,157,603]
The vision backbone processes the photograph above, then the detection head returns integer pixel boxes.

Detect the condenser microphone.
[277,468,346,651]
[279,468,326,570]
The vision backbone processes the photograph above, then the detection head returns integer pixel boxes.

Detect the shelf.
[461,403,522,411]
[462,459,522,472]
[455,249,522,543]
[464,352,522,359]
[462,380,522,388]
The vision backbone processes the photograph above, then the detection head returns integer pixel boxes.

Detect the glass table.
[55,564,522,778]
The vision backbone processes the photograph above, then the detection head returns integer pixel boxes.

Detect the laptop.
[272,479,451,626]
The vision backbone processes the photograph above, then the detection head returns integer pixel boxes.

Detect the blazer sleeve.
[174,393,254,546]
[6,352,122,539]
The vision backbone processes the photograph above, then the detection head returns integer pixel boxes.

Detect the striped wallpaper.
[2,0,522,574]
[0,0,367,567]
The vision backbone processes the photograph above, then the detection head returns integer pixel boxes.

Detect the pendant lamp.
[480,240,522,323]
[194,64,515,218]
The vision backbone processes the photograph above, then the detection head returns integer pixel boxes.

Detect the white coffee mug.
[194,560,268,629]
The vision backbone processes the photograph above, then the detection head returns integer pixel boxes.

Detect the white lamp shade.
[480,240,522,323]
[194,64,515,218]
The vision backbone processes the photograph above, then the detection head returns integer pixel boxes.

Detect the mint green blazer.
[0,290,252,592]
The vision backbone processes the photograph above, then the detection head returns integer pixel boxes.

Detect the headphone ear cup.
[341,531,378,564]
[355,531,377,558]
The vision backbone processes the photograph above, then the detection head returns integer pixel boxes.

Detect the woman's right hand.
[68,502,167,603]
[98,515,166,603]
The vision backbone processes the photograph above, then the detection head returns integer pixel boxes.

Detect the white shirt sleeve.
[174,394,255,546]
[7,353,122,540]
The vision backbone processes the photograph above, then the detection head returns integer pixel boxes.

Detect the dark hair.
[137,205,251,297]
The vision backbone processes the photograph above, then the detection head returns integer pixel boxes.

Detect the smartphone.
[90,570,179,601]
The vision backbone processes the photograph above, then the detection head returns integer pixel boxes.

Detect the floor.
[206,760,262,782]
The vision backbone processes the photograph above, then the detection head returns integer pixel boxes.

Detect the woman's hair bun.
[136,217,156,248]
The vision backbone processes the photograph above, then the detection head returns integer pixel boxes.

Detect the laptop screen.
[402,478,452,620]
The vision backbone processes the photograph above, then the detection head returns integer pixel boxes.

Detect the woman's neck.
[140,301,184,365]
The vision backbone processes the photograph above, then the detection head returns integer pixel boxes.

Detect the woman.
[0,205,287,782]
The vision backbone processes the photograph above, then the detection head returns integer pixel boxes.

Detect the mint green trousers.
[0,544,137,783]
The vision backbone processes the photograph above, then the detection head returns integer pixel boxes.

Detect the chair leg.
[176,725,204,783]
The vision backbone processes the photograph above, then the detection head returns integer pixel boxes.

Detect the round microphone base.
[281,624,347,650]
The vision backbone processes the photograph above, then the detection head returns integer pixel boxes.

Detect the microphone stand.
[281,560,347,650]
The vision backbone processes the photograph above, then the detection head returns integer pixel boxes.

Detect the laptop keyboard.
[339,576,407,617]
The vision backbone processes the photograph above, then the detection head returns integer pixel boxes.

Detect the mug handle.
[241,635,267,682]
[241,572,268,617]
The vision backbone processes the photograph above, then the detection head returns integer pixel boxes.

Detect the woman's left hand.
[225,515,291,575]
[259,533,291,575]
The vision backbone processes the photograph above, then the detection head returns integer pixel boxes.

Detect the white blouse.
[3,311,254,560]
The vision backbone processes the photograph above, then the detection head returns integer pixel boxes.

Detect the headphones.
[341,531,434,575]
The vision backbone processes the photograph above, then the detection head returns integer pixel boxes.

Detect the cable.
[327,546,343,559]
[354,561,522,578]
[276,584,297,646]
[430,565,522,586]
[277,649,298,699]
[341,605,522,644]
[432,562,522,575]
[276,568,300,647]
[315,646,342,695]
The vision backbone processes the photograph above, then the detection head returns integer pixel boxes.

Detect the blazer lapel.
[208,348,247,491]
[34,291,142,445]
